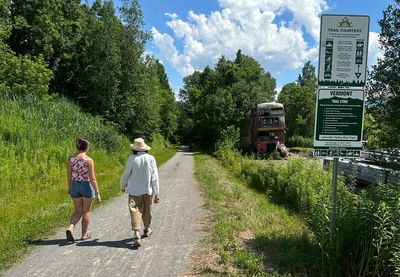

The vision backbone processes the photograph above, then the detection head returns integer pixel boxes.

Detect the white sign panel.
[318,14,370,87]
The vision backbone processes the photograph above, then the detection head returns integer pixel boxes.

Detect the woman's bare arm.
[88,158,101,203]
[67,157,72,194]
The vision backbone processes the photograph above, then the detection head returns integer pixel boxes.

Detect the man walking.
[120,138,160,248]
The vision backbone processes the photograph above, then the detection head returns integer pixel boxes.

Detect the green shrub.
[0,50,52,97]
[286,135,313,148]
[150,132,168,151]
[215,126,240,153]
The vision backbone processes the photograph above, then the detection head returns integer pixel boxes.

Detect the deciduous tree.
[179,50,276,146]
[278,82,315,138]
[366,0,400,147]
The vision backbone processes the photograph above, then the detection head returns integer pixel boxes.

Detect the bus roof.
[256,102,284,109]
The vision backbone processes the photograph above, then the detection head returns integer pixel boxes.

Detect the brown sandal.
[80,234,92,240]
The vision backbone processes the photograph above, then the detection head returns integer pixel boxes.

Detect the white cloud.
[165,12,178,19]
[151,0,329,78]
[367,32,383,69]
[151,27,195,76]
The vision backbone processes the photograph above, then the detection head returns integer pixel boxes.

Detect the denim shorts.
[70,181,95,199]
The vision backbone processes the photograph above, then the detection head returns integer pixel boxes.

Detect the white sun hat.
[130,138,151,151]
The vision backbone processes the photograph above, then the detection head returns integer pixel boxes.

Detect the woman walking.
[66,138,101,242]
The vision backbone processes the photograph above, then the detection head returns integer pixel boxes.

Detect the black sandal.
[66,230,75,242]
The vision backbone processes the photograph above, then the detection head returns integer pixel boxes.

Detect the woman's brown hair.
[76,138,90,152]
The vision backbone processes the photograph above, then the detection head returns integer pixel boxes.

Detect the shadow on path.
[29,239,72,247]
[76,238,134,249]
[30,238,135,249]
[178,146,196,156]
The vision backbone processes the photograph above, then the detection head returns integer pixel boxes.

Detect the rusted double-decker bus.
[248,102,287,157]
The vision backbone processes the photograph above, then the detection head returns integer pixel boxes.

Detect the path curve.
[5,148,205,277]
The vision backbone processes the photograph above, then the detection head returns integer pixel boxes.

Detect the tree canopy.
[179,50,276,146]
[278,61,316,139]
[366,0,400,147]
[1,0,178,142]
[297,61,317,90]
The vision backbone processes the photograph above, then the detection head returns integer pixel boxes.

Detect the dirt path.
[5,148,205,277]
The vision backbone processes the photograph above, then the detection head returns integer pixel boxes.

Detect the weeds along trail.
[214,145,400,275]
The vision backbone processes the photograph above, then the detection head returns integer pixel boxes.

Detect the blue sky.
[93,0,394,95]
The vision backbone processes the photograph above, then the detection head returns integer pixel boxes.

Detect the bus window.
[258,131,269,136]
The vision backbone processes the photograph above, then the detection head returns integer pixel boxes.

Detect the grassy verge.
[193,154,320,276]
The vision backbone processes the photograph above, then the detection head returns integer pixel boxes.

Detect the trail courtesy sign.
[318,14,370,87]
[313,88,364,157]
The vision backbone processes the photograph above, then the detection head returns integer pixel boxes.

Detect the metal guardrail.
[323,154,400,185]
[360,150,400,164]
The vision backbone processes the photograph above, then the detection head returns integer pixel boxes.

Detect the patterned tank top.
[70,155,91,181]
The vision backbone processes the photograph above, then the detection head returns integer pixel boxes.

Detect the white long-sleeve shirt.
[120,152,159,196]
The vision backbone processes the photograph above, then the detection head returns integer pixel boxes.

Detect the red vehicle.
[248,102,287,157]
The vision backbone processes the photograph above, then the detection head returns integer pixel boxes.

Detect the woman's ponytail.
[76,138,90,151]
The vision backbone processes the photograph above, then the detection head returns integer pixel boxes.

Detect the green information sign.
[313,88,365,157]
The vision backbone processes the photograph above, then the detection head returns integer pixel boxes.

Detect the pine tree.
[297,61,317,90]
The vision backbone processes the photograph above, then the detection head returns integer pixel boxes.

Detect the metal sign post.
[330,157,339,242]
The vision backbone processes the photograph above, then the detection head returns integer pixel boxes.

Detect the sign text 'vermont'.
[330,90,353,96]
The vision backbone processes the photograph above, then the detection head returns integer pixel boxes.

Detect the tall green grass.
[215,137,400,276]
[0,94,176,271]
[194,154,318,276]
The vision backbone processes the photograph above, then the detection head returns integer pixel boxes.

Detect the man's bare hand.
[154,195,160,204]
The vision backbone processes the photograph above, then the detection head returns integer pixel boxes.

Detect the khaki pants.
[128,194,153,231]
